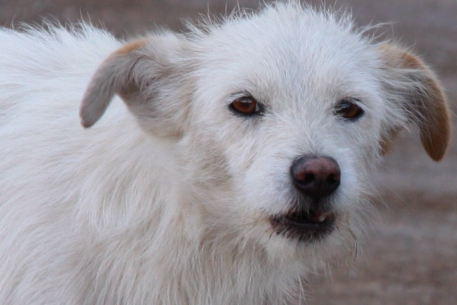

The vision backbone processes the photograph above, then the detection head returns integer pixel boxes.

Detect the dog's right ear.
[80,34,188,134]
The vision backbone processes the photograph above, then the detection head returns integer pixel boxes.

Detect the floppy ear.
[378,43,451,161]
[80,33,188,135]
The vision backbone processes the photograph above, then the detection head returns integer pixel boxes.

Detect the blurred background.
[1,0,456,304]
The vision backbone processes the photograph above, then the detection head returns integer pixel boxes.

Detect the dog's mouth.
[270,208,336,242]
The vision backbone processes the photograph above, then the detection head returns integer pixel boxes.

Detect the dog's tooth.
[317,215,326,222]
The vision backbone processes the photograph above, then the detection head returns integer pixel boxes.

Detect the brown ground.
[1,1,456,304]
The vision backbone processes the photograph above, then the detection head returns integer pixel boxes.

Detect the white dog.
[0,2,450,304]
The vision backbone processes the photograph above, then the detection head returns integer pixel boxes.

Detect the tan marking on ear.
[80,39,149,128]
[399,51,421,68]
[418,76,451,161]
[378,43,451,161]
[113,39,147,56]
[377,44,422,69]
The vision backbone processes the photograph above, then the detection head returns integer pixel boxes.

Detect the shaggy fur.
[0,2,450,304]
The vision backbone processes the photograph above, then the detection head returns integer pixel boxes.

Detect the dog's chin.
[270,208,336,243]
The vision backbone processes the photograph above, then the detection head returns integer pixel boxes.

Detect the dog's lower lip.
[270,209,336,242]
[275,209,335,227]
[287,210,333,224]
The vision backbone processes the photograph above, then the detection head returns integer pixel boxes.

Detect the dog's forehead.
[194,6,381,105]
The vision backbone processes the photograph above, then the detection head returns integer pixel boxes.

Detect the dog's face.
[81,3,450,265]
[183,13,387,258]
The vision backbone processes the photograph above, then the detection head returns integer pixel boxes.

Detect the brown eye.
[229,96,262,116]
[334,99,364,120]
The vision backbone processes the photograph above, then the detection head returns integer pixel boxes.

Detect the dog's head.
[80,3,450,267]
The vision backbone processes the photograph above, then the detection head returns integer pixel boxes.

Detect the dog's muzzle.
[271,155,340,242]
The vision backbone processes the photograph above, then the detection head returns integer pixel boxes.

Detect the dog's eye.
[230,96,262,116]
[334,99,364,121]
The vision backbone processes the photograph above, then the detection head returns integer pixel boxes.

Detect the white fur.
[0,2,449,305]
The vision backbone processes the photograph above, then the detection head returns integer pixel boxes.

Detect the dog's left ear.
[378,43,451,161]
[80,34,189,136]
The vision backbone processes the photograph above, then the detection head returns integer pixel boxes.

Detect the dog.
[0,1,451,304]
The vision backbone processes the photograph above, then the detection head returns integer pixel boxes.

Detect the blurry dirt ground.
[1,0,456,304]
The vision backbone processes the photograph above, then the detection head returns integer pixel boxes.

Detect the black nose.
[290,155,341,200]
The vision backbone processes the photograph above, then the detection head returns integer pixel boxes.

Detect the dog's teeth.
[317,215,326,222]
